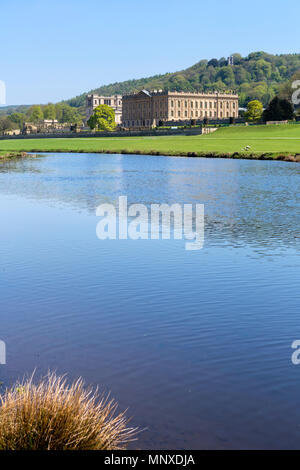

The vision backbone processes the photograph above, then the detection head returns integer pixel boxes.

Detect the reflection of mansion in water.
[86,94,122,124]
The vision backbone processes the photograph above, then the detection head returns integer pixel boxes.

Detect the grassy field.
[0,124,300,160]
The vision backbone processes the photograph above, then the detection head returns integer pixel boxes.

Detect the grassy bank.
[0,151,29,161]
[0,124,300,161]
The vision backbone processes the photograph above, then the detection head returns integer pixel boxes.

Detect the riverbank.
[51,148,300,162]
[0,149,299,163]
[0,124,299,162]
[0,151,29,161]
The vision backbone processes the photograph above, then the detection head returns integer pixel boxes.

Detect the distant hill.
[0,104,31,116]
[65,51,300,109]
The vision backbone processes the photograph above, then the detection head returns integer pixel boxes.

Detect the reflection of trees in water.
[205,216,300,253]
[0,156,44,174]
[0,153,300,253]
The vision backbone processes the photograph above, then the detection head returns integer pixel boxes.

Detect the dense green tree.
[217,66,235,86]
[208,59,219,68]
[29,105,43,123]
[231,53,242,65]
[234,66,250,85]
[55,103,83,123]
[9,112,26,129]
[244,100,264,122]
[43,103,56,120]
[263,97,294,121]
[0,116,14,134]
[218,57,228,67]
[87,104,116,131]
[254,59,272,80]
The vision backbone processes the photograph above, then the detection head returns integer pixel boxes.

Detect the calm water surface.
[0,153,300,449]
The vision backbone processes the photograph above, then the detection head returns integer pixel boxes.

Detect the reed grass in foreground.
[0,372,137,450]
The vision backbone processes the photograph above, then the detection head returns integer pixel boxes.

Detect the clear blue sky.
[1,0,299,105]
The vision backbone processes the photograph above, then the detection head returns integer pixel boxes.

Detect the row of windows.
[172,110,217,118]
[124,110,237,120]
[170,100,236,109]
[124,110,151,116]
[127,102,166,110]
[93,99,121,106]
[171,110,236,118]
[123,120,151,127]
[124,101,237,115]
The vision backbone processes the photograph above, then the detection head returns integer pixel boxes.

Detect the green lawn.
[0,124,300,157]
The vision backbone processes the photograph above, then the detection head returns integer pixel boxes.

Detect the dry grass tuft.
[0,372,138,450]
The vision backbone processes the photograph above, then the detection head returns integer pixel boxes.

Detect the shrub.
[0,372,137,450]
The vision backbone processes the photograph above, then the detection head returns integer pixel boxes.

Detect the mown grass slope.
[0,124,300,157]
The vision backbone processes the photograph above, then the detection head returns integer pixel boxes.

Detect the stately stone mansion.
[86,94,122,124]
[86,89,239,128]
[122,90,239,128]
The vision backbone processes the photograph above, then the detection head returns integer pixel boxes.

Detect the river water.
[0,152,300,449]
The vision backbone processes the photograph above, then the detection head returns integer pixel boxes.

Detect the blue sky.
[1,0,299,105]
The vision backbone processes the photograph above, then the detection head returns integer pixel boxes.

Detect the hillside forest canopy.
[66,51,300,109]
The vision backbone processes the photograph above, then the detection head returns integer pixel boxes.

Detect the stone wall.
[0,127,206,141]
